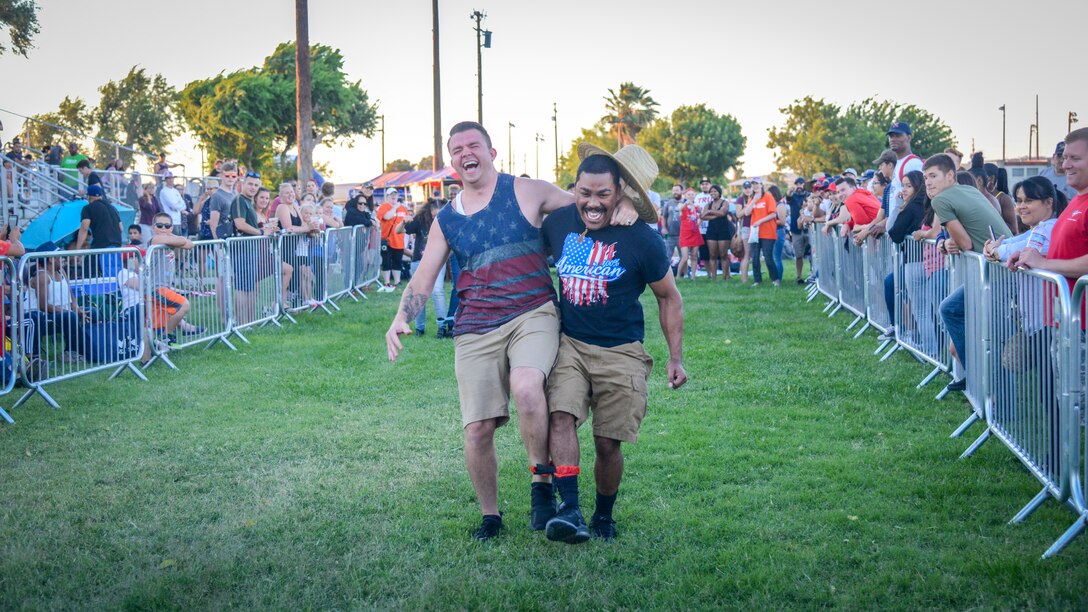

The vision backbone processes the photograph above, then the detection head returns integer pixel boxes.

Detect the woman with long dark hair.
[880,170,927,340]
[701,184,734,281]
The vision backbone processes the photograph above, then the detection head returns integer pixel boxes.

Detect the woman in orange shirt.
[742,178,781,286]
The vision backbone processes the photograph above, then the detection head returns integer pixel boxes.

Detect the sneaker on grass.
[473,514,503,541]
[589,513,616,541]
[545,503,590,544]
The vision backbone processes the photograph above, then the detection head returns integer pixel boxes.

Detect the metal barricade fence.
[352,224,382,298]
[323,227,357,307]
[805,225,821,303]
[837,233,867,332]
[949,252,989,452]
[278,231,333,315]
[226,235,285,343]
[1049,277,1088,558]
[811,224,841,316]
[892,238,952,387]
[864,235,894,350]
[142,240,235,370]
[984,263,1071,536]
[0,258,19,423]
[13,247,148,410]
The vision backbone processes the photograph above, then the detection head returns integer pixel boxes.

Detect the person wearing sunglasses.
[208,162,239,240]
[147,213,205,346]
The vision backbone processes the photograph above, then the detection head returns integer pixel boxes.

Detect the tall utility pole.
[432,0,444,170]
[471,10,490,125]
[999,104,1006,163]
[1029,123,1037,159]
[508,122,515,173]
[535,132,544,178]
[1035,94,1040,159]
[552,102,559,183]
[379,114,386,171]
[295,0,314,185]
[1070,111,1080,134]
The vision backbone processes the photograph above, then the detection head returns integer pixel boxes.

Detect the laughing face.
[1062,140,1088,194]
[575,171,621,230]
[448,129,496,186]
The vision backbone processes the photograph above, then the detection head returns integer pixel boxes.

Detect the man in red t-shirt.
[1014,128,1088,291]
[823,177,880,238]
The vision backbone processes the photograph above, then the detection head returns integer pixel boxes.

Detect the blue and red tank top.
[436,173,556,336]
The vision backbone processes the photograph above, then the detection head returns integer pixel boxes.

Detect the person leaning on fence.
[385,120,640,541]
[147,213,207,346]
[208,163,239,240]
[230,172,279,322]
[254,186,293,304]
[137,182,161,245]
[540,144,687,543]
[877,170,928,341]
[23,242,87,365]
[1011,128,1088,289]
[925,153,1013,391]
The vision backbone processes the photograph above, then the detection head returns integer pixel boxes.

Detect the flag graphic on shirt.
[555,233,626,306]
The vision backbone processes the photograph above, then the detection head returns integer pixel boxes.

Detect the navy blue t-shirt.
[542,204,670,348]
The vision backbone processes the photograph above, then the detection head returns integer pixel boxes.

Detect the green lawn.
[2,273,1087,610]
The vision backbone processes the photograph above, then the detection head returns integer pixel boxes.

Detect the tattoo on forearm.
[400,286,427,322]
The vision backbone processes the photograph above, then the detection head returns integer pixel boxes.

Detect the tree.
[93,66,179,165]
[602,82,659,148]
[385,159,413,172]
[416,155,434,171]
[640,104,745,186]
[555,121,614,188]
[768,96,957,177]
[0,0,40,57]
[848,97,956,160]
[260,42,378,162]
[22,96,92,149]
[179,42,378,176]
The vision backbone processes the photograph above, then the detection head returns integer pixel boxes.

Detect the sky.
[2,0,1086,185]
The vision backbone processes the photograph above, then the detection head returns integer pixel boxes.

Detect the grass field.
[2,271,1087,610]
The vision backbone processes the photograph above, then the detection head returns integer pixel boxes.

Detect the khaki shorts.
[547,334,654,444]
[453,301,560,428]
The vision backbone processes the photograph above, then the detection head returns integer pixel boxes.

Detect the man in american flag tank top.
[385,122,640,541]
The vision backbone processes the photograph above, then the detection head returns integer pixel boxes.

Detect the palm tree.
[602,82,660,148]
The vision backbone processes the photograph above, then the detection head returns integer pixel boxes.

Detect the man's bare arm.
[386,219,451,361]
[649,270,687,389]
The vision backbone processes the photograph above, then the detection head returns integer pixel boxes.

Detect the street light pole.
[552,102,559,183]
[507,122,515,174]
[1029,123,1037,159]
[380,114,386,172]
[535,132,544,178]
[999,104,1006,163]
[1070,111,1080,134]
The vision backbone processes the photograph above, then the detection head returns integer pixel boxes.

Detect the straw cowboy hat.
[577,142,659,223]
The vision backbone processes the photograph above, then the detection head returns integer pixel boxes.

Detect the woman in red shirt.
[678,196,704,280]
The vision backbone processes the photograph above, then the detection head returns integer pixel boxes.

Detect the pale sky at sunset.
[2,0,1085,184]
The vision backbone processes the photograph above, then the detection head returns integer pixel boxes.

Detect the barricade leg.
[0,406,11,424]
[13,385,60,410]
[1010,487,1051,524]
[1043,516,1087,559]
[958,427,990,460]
